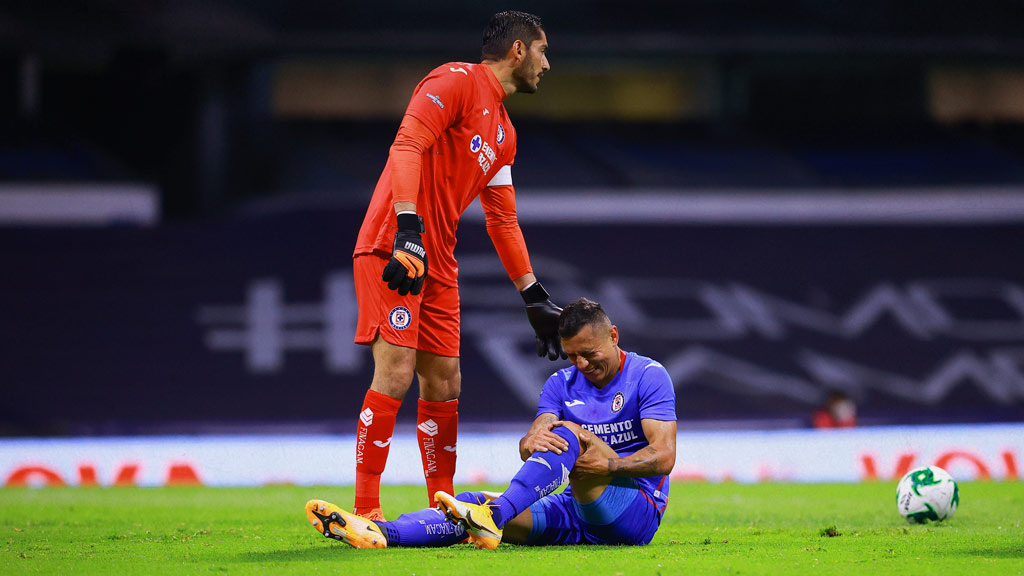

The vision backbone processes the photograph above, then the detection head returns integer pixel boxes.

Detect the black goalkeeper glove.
[381,213,428,296]
[521,281,567,361]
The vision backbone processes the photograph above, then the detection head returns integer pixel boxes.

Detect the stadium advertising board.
[1,424,1020,486]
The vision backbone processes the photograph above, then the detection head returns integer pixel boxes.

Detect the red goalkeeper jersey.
[354,62,528,287]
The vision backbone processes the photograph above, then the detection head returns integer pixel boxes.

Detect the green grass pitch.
[2,482,1021,575]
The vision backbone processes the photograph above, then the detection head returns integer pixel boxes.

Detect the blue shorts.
[525,478,661,546]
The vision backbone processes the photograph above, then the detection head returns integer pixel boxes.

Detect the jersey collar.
[480,64,509,100]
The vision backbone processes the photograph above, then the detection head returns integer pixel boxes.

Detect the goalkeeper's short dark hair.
[481,11,544,61]
[558,298,610,339]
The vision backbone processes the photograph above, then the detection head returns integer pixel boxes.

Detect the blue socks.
[373,426,581,543]
[457,491,497,506]
[374,507,465,547]
[490,426,580,528]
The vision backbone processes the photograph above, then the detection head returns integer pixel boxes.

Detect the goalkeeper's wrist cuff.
[396,213,424,233]
[520,281,549,304]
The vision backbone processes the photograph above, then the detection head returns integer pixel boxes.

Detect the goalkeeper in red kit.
[348,10,564,520]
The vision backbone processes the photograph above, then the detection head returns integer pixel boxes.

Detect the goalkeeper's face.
[562,321,621,388]
[511,32,550,94]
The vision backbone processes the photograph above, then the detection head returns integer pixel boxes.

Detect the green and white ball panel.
[896,466,959,524]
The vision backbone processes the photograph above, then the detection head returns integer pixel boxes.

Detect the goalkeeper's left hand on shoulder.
[521,281,567,361]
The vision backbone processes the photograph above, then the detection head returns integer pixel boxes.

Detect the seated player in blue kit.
[306,297,677,549]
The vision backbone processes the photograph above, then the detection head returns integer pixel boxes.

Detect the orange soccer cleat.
[434,491,502,550]
[305,499,387,549]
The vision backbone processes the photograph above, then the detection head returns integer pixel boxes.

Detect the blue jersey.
[536,351,676,516]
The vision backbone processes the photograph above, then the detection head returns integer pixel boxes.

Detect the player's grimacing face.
[561,322,620,387]
[512,32,549,94]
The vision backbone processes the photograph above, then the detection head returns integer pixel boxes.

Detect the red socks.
[354,389,401,510]
[417,398,458,506]
[354,390,459,510]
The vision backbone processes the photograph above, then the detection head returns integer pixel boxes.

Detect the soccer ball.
[896,466,959,523]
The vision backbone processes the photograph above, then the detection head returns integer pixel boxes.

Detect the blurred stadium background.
[1,1,1022,486]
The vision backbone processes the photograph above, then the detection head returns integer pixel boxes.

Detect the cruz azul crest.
[389,306,412,330]
[611,391,625,413]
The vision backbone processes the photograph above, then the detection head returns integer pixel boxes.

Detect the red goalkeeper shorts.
[353,253,461,357]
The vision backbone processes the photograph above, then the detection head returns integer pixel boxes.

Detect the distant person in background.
[346,11,565,521]
[812,390,857,428]
[306,298,677,549]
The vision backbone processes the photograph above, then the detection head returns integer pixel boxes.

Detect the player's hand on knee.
[567,435,610,478]
[520,281,567,361]
[382,213,428,296]
[549,420,584,438]
[521,429,570,456]
[553,421,613,457]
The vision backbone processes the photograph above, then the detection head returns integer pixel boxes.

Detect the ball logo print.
[418,419,439,437]
[359,408,374,427]
[388,306,412,330]
[612,391,625,413]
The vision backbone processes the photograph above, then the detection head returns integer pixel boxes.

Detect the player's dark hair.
[481,10,544,61]
[558,298,610,339]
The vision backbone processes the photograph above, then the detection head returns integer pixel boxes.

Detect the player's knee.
[417,369,461,401]
[550,425,581,453]
[370,367,415,398]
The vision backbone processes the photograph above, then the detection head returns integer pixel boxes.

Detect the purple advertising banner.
[3,194,1024,434]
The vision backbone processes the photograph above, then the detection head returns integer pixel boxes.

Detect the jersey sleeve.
[479,182,533,281]
[403,64,473,139]
[637,361,677,421]
[389,115,438,205]
[535,372,566,419]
